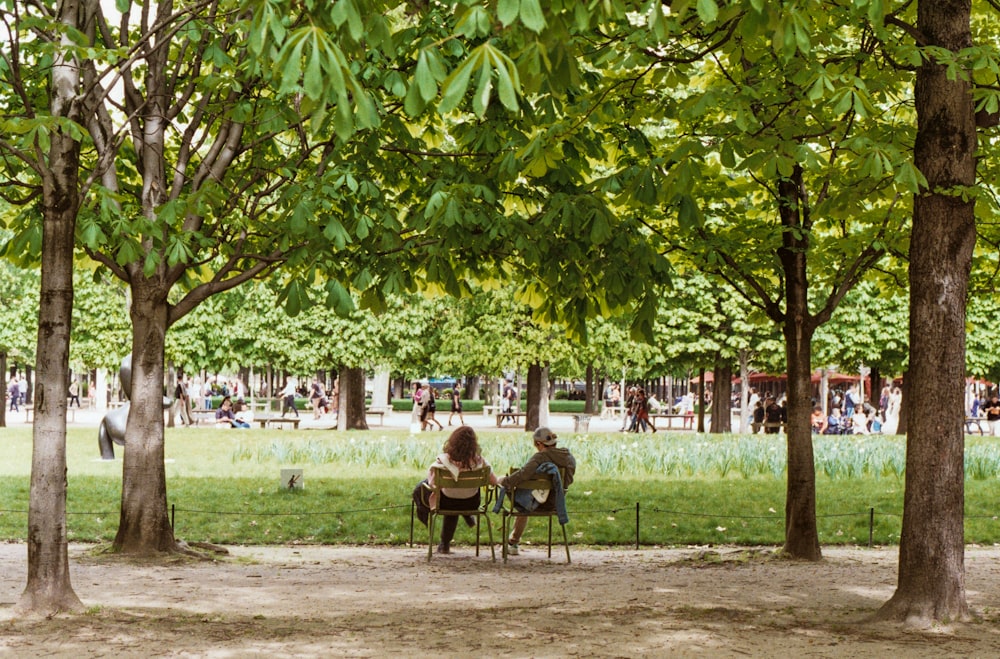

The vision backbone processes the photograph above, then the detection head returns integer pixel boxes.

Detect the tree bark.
[338,366,368,430]
[777,167,821,561]
[877,0,975,624]
[738,349,751,434]
[113,284,177,554]
[526,363,543,431]
[0,352,6,428]
[710,360,732,433]
[584,363,595,414]
[696,368,706,433]
[869,366,881,406]
[19,0,86,612]
[782,317,821,560]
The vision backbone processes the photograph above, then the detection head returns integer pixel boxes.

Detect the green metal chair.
[499,467,571,564]
[419,466,496,562]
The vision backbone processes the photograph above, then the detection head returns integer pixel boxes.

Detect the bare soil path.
[2,543,999,657]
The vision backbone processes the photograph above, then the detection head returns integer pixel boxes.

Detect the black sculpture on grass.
[98,355,172,460]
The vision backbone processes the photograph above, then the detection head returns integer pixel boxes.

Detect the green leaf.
[415,50,439,103]
[333,96,355,141]
[303,44,324,100]
[325,279,355,316]
[498,0,519,26]
[473,59,493,116]
[519,0,547,32]
[677,194,702,230]
[696,0,719,23]
[438,49,482,114]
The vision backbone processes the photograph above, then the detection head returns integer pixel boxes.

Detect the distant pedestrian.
[7,377,19,413]
[68,380,81,408]
[280,379,299,417]
[202,378,214,410]
[173,377,194,426]
[410,381,424,432]
[986,394,1000,437]
[422,385,444,431]
[448,387,465,426]
[309,378,325,419]
[499,380,516,425]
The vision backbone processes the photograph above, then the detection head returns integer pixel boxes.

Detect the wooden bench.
[23,406,76,423]
[255,416,301,429]
[366,409,385,426]
[650,413,694,430]
[189,409,217,426]
[750,421,786,433]
[496,412,525,427]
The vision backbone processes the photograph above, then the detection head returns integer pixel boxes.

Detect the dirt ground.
[2,542,1000,657]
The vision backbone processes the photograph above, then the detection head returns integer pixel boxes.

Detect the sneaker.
[507,543,519,556]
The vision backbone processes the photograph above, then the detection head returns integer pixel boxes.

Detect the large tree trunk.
[337,366,368,430]
[877,0,975,624]
[897,371,909,437]
[19,0,86,611]
[0,352,6,428]
[738,349,751,434]
[777,167,821,561]
[696,367,706,432]
[782,320,820,560]
[113,286,176,554]
[584,363,595,414]
[526,363,543,431]
[710,360,732,433]
[21,197,84,613]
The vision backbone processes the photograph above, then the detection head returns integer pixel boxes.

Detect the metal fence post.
[635,502,640,550]
[868,507,874,548]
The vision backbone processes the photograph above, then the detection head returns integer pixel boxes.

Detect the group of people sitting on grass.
[811,404,880,435]
[411,425,576,556]
[215,395,251,428]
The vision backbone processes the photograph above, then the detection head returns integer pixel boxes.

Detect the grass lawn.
[1,426,999,547]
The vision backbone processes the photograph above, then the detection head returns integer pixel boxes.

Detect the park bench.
[365,408,385,426]
[189,409,217,425]
[496,412,525,427]
[255,416,301,429]
[22,405,76,423]
[650,413,694,430]
[749,421,786,433]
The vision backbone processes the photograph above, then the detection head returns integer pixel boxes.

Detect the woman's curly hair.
[443,425,480,469]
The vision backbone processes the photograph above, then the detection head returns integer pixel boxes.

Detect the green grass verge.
[1,426,999,546]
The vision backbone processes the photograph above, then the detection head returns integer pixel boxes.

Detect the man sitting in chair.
[498,427,576,556]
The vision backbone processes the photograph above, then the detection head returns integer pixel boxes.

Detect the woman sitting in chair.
[412,425,500,554]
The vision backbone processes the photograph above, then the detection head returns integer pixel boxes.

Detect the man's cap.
[533,427,558,446]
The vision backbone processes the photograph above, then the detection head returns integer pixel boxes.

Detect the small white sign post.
[280,469,303,490]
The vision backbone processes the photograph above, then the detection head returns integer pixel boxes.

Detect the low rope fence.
[166,503,894,549]
[6,504,995,548]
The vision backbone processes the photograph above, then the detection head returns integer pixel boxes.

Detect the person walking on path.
[280,379,299,417]
[422,386,444,431]
[7,376,19,413]
[448,387,465,426]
